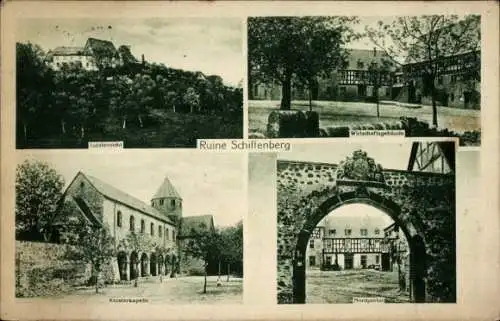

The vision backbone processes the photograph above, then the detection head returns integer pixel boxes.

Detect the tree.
[219,221,243,281]
[128,74,157,127]
[367,60,393,118]
[366,15,480,127]
[109,75,134,129]
[64,219,116,293]
[16,42,53,143]
[53,65,98,137]
[183,228,220,294]
[248,17,359,110]
[118,232,153,287]
[183,87,201,114]
[15,160,65,241]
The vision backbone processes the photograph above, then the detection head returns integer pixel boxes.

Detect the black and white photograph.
[16,18,243,148]
[272,141,456,304]
[248,16,481,146]
[14,151,243,304]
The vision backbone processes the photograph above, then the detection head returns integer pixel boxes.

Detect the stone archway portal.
[293,194,423,304]
[276,149,455,304]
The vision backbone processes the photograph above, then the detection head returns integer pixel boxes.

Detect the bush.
[322,126,350,137]
[186,267,205,276]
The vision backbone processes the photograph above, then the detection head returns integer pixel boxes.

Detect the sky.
[16,18,243,86]
[278,141,413,171]
[16,150,245,227]
[318,204,395,230]
[346,16,392,50]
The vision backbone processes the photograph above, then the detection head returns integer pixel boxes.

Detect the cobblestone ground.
[20,275,243,304]
[306,269,410,304]
[249,100,480,136]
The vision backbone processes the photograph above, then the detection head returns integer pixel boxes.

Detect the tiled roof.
[179,215,214,237]
[47,46,89,56]
[81,172,174,225]
[345,48,393,70]
[152,176,182,200]
[85,38,117,54]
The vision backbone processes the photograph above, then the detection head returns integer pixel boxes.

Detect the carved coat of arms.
[336,150,384,182]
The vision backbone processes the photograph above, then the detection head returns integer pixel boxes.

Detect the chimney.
[373,47,377,57]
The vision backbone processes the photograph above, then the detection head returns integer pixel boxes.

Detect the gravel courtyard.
[306,269,410,304]
[20,275,243,305]
[249,100,481,136]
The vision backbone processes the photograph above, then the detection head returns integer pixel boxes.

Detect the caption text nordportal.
[352,297,385,303]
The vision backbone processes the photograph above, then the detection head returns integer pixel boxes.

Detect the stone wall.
[276,159,456,303]
[16,241,91,297]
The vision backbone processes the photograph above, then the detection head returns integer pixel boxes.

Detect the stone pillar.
[137,262,142,278]
[125,259,130,281]
[111,257,120,283]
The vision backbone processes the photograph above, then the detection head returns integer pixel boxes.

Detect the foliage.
[183,227,221,292]
[183,87,201,113]
[248,16,359,109]
[64,218,116,292]
[218,221,243,276]
[119,231,154,256]
[15,160,65,242]
[366,15,480,127]
[16,42,54,142]
[15,42,243,148]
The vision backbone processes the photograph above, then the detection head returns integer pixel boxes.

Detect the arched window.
[159,226,162,237]
[171,199,175,208]
[159,199,164,206]
[150,222,154,236]
[117,211,122,227]
[172,230,176,241]
[141,219,145,233]
[165,227,169,240]
[374,228,380,235]
[129,216,135,231]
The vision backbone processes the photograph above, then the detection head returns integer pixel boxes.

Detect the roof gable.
[180,215,215,237]
[152,176,181,200]
[85,38,118,56]
[77,172,174,225]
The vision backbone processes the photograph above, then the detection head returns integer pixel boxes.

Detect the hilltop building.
[45,37,139,71]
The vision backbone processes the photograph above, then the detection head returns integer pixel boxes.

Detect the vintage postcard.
[1,1,499,321]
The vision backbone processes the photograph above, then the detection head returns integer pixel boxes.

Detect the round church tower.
[151,176,182,223]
